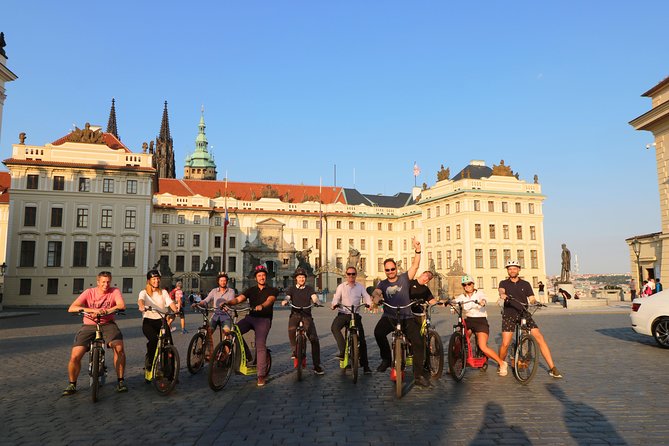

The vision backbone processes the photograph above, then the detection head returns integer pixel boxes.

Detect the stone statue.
[346,247,361,269]
[492,159,514,177]
[534,174,539,184]
[0,32,6,58]
[560,243,571,283]
[437,164,450,181]
[149,140,155,154]
[142,142,148,153]
[296,248,315,276]
[201,256,216,274]
[18,132,26,145]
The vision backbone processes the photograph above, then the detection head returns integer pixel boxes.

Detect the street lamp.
[632,238,642,298]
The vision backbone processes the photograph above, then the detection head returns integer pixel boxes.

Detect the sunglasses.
[385,268,396,272]
[346,272,357,276]
[463,283,474,286]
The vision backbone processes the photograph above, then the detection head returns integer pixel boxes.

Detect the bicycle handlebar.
[334,303,369,313]
[77,309,125,322]
[143,306,175,318]
[378,300,416,310]
[286,300,323,310]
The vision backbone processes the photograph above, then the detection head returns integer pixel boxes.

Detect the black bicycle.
[78,310,124,403]
[286,300,322,381]
[186,307,221,374]
[416,301,445,379]
[334,303,368,384]
[144,307,180,394]
[504,296,545,384]
[379,300,415,398]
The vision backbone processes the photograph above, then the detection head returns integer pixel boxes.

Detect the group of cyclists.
[62,236,561,396]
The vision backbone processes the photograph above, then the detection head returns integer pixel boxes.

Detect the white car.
[630,291,669,348]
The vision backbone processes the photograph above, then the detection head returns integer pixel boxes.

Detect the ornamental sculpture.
[67,123,105,144]
[491,159,515,177]
[437,164,450,181]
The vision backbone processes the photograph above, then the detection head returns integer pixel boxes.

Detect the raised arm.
[407,237,422,280]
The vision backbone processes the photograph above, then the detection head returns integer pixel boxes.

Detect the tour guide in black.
[372,237,431,388]
[226,265,278,387]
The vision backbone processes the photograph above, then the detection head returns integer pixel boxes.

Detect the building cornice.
[629,100,669,131]
[0,63,18,82]
[3,158,156,173]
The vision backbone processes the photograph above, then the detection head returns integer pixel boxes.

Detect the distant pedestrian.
[656,278,663,294]
[538,281,545,303]
[630,279,637,301]
[642,280,652,297]
[648,278,656,295]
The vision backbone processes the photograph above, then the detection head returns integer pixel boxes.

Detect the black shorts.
[73,322,123,348]
[175,308,185,318]
[501,312,538,332]
[465,317,490,334]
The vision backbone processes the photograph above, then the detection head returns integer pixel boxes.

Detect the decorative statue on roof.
[437,164,450,181]
[149,140,154,154]
[534,174,539,184]
[18,132,26,145]
[142,142,148,153]
[0,32,6,58]
[68,123,105,144]
[422,182,428,190]
[491,159,514,177]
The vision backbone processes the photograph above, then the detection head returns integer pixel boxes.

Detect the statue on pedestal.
[560,243,571,283]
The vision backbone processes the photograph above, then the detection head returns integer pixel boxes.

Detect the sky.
[1,1,666,275]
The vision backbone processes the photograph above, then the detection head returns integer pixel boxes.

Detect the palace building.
[1,109,547,306]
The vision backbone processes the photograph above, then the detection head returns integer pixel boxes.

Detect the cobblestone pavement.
[0,303,664,445]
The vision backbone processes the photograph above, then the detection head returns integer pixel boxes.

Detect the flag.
[413,162,421,177]
[319,178,323,240]
[224,207,229,227]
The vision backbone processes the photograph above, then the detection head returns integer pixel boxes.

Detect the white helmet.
[505,260,521,268]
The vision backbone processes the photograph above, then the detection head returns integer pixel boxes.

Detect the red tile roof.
[158,179,345,204]
[0,171,9,204]
[51,131,130,152]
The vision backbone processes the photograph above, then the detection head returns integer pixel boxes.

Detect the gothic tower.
[183,107,217,180]
[152,101,176,179]
[106,98,119,140]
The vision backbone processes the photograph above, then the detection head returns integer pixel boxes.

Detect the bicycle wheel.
[448,332,466,382]
[393,338,403,398]
[296,333,306,382]
[153,345,180,395]
[90,346,102,403]
[514,334,538,384]
[426,329,444,379]
[351,332,360,384]
[187,333,207,374]
[208,340,234,391]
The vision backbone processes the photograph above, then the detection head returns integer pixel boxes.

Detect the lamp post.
[632,238,642,299]
[0,262,6,311]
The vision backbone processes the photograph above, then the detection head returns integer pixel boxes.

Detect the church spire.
[106,98,119,140]
[159,100,171,141]
[153,100,176,179]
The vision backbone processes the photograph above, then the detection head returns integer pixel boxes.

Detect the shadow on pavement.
[470,401,531,445]
[595,327,657,346]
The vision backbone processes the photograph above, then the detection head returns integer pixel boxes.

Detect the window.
[122,278,133,294]
[427,208,431,219]
[51,208,63,227]
[194,215,201,225]
[477,277,484,289]
[517,250,525,268]
[377,258,384,273]
[360,222,365,231]
[20,240,35,267]
[349,221,354,230]
[336,257,343,269]
[502,202,508,213]
[316,239,321,250]
[491,277,498,289]
[53,176,65,191]
[19,279,31,295]
[191,255,200,272]
[162,214,169,224]
[349,238,354,248]
[47,278,59,295]
[79,178,90,192]
[456,225,461,240]
[388,223,393,231]
[336,220,342,229]
[161,233,169,247]
[529,203,535,214]
[73,241,88,267]
[503,249,511,264]
[176,255,185,272]
[303,220,308,229]
[125,210,136,229]
[489,224,496,239]
[24,206,37,227]
[103,178,114,193]
[456,249,462,264]
[403,239,407,250]
[126,179,137,194]
[530,250,538,269]
[214,256,222,272]
[378,240,383,250]
[515,202,522,213]
[455,202,460,213]
[214,216,222,226]
[446,226,451,241]
[73,278,84,294]
[446,250,452,268]
[178,215,185,224]
[437,251,442,269]
[122,242,135,267]
[474,200,480,211]
[177,233,185,247]
[77,208,88,228]
[360,257,367,272]
[503,225,509,239]
[489,249,498,268]
[377,222,382,231]
[193,234,200,247]
[361,239,366,250]
[316,221,321,230]
[475,224,482,239]
[488,201,494,212]
[101,209,113,229]
[98,242,112,267]
[47,241,62,267]
[214,236,221,248]
[228,256,237,272]
[337,238,342,250]
[436,228,441,242]
[411,221,415,230]
[435,206,440,217]
[445,204,450,215]
[427,229,432,243]
[516,225,523,240]
[530,226,536,240]
[302,238,308,249]
[27,174,39,189]
[475,249,483,268]
[388,240,393,251]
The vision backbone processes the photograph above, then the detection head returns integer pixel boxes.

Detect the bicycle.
[446,299,489,382]
[334,303,368,384]
[143,306,180,394]
[379,300,415,398]
[208,306,273,391]
[77,309,124,403]
[286,300,322,382]
[416,301,445,379]
[504,296,545,384]
[186,307,222,374]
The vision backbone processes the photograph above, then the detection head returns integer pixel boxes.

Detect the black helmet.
[254,265,268,276]
[146,269,161,280]
[293,267,308,278]
[217,272,229,280]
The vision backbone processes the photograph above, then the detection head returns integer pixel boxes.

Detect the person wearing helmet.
[281,268,325,375]
[138,269,178,382]
[195,272,236,354]
[498,261,563,379]
[226,264,279,387]
[453,275,508,376]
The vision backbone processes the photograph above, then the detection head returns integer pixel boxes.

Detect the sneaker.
[170,326,177,332]
[62,383,77,396]
[116,380,128,393]
[363,366,373,375]
[414,375,431,388]
[498,362,508,377]
[376,360,390,372]
[313,366,325,376]
[257,376,266,387]
[182,329,188,334]
[548,367,563,379]
[335,353,344,361]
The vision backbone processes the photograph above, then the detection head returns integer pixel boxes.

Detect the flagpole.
[319,178,323,296]
[223,172,228,276]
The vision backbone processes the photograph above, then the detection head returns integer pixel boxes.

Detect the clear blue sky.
[1,1,666,274]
